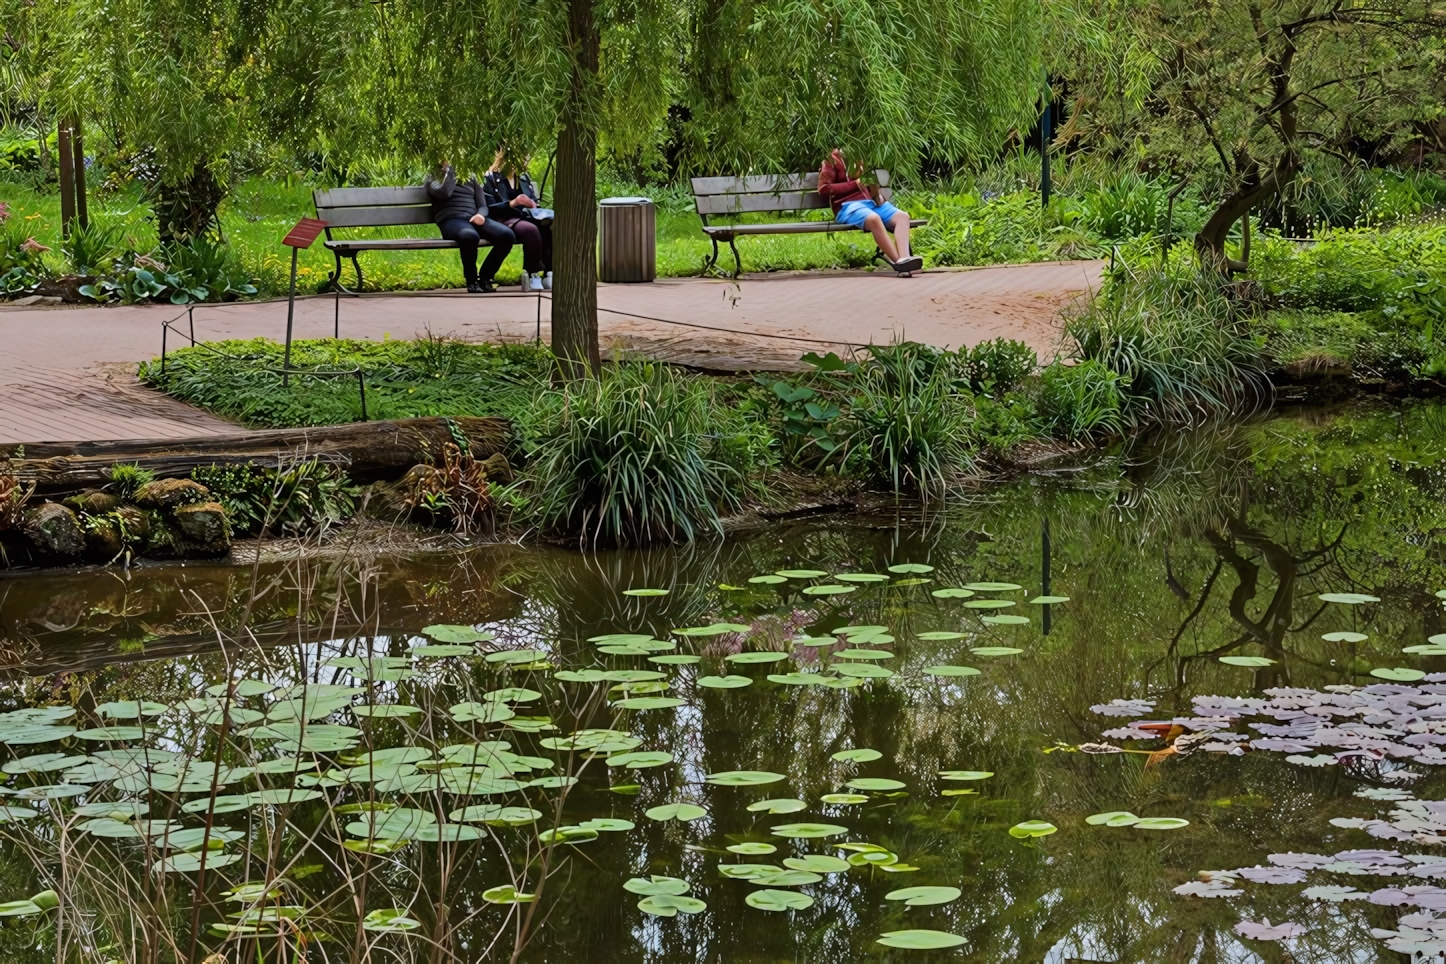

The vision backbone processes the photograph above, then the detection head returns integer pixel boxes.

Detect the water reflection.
[0,400,1440,962]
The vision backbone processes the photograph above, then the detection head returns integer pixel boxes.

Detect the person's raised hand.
[510,195,537,209]
[469,213,487,225]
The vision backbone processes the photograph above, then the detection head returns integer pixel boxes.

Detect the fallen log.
[5,417,511,492]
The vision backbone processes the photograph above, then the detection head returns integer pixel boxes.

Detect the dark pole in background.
[282,245,299,387]
[1041,516,1052,636]
[71,118,88,231]
[1040,76,1052,209]
[57,121,75,237]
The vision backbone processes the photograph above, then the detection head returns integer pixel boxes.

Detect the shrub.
[527,361,743,546]
[1036,361,1128,440]
[848,342,976,498]
[962,338,1037,396]
[105,464,156,501]
[191,459,357,537]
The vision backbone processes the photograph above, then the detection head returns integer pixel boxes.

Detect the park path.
[0,261,1102,445]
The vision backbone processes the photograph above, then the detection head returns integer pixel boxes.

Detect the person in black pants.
[425,162,514,293]
[484,159,552,291]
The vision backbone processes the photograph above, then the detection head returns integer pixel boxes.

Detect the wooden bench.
[313,186,492,294]
[691,170,927,278]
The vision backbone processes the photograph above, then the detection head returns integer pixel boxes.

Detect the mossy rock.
[22,503,85,559]
[133,478,210,509]
[63,490,119,515]
[173,501,230,554]
[82,507,150,563]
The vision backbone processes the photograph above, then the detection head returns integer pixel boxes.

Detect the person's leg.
[476,219,516,284]
[538,223,553,271]
[889,210,911,260]
[437,218,480,285]
[862,211,900,263]
[510,219,544,274]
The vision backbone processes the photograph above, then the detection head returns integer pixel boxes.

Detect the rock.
[32,275,96,304]
[171,501,230,557]
[366,465,445,522]
[478,452,514,484]
[84,517,124,561]
[63,490,119,515]
[22,503,85,558]
[133,478,210,509]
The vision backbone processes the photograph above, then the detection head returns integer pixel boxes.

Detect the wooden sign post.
[279,218,328,386]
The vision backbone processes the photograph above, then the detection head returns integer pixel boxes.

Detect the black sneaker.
[893,255,923,274]
[470,280,497,294]
[466,281,483,293]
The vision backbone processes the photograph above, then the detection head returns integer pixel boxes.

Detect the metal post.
[1041,516,1052,636]
[283,245,299,387]
[57,122,75,238]
[357,372,368,421]
[187,305,195,344]
[334,288,340,339]
[161,323,168,374]
[71,119,88,231]
[1040,81,1052,209]
[536,291,542,345]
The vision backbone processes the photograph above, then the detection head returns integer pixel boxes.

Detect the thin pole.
[57,122,75,237]
[283,246,299,387]
[1040,81,1052,209]
[71,119,88,230]
[1041,516,1052,636]
[536,291,542,344]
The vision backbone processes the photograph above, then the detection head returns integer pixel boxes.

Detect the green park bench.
[691,169,927,278]
[313,186,493,293]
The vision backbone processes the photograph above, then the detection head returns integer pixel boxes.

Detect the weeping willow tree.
[9,0,353,241]
[352,0,1044,375]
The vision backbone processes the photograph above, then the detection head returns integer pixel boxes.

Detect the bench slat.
[695,191,831,216]
[317,206,436,229]
[702,218,927,238]
[325,238,461,252]
[314,186,432,208]
[690,169,890,196]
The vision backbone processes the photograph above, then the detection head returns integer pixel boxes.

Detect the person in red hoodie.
[818,149,922,275]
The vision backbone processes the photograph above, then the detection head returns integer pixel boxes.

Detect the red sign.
[282,218,328,249]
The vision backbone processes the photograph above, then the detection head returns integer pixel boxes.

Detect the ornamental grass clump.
[530,362,743,547]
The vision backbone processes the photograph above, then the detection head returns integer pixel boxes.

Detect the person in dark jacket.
[425,161,515,293]
[484,157,552,291]
[818,149,921,275]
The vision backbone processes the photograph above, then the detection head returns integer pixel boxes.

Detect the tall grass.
[528,362,745,546]
[1065,269,1268,426]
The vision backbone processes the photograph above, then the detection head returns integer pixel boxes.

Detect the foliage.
[103,464,155,501]
[0,206,47,295]
[191,460,358,537]
[59,219,119,276]
[0,474,32,531]
[79,238,258,304]
[1065,269,1268,424]
[527,361,744,546]
[1036,360,1128,440]
[962,338,1038,397]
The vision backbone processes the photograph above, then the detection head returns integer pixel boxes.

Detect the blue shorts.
[836,199,900,228]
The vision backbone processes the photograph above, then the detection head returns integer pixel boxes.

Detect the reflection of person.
[425,160,514,293]
[484,155,552,292]
[818,149,922,275]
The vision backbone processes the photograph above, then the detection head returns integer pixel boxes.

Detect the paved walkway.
[0,261,1101,445]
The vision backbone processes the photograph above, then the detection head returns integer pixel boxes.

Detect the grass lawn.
[2,177,898,297]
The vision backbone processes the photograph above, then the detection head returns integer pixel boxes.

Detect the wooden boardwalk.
[0,261,1102,445]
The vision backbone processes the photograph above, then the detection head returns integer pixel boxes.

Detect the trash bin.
[598,197,656,283]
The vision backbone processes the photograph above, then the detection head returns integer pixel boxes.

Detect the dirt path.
[0,261,1102,445]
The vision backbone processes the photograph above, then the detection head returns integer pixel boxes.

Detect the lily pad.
[833,649,894,661]
[624,876,691,896]
[835,573,889,583]
[771,822,848,838]
[1220,656,1277,667]
[1085,811,1139,827]
[846,777,906,792]
[1371,667,1427,681]
[746,798,806,814]
[747,575,788,585]
[821,793,870,804]
[726,652,790,664]
[1321,631,1368,643]
[1029,595,1070,604]
[802,585,855,596]
[835,663,894,679]
[614,697,685,710]
[832,748,883,763]
[887,563,935,574]
[964,599,1016,610]
[916,631,967,640]
[939,770,993,781]
[970,647,1024,656]
[727,842,777,855]
[577,817,635,832]
[745,889,813,911]
[981,614,1030,625]
[1317,592,1380,604]
[74,726,144,741]
[964,582,1021,592]
[352,704,421,718]
[931,588,976,599]
[776,569,829,578]
[482,885,535,904]
[645,803,708,822]
[637,894,706,916]
[877,929,967,949]
[924,665,981,677]
[606,751,674,768]
[1133,817,1190,830]
[423,625,495,643]
[885,886,961,906]
[698,675,753,689]
[767,673,825,686]
[705,770,786,786]
[783,854,850,873]
[675,623,751,636]
[622,588,669,597]
[1008,820,1057,838]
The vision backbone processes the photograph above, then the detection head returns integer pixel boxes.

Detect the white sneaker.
[528,273,544,292]
[542,272,553,290]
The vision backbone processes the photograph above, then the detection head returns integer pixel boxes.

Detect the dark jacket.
[425,167,486,224]
[483,171,540,221]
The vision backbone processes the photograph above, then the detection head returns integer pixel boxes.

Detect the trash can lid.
[600,196,652,205]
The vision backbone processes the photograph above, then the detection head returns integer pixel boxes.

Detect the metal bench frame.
[691,170,927,278]
[313,186,490,294]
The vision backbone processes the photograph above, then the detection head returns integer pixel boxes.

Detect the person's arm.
[425,165,457,201]
[482,174,512,220]
[817,158,859,200]
[467,178,489,224]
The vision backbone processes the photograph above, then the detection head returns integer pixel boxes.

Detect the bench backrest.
[313,187,434,230]
[691,170,894,217]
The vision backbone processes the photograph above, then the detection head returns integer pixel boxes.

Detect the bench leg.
[729,237,743,279]
[351,255,364,293]
[701,237,721,277]
[326,251,362,297]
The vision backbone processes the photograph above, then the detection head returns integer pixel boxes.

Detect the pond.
[1,399,1445,963]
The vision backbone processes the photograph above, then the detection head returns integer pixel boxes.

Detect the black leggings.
[501,217,552,273]
[438,217,515,284]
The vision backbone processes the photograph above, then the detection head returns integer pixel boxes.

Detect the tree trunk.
[1194,156,1298,274]
[550,0,601,378]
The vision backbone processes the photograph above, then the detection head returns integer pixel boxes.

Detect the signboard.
[282,218,328,249]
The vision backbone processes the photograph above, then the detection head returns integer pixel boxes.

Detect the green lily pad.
[698,675,753,689]
[74,726,144,741]
[726,652,789,664]
[705,770,786,786]
[748,575,788,585]
[410,644,476,658]
[3,753,89,775]
[924,665,981,677]
[981,614,1030,625]
[153,852,243,874]
[606,751,674,768]
[727,842,777,855]
[1318,592,1380,604]
[834,663,893,679]
[482,885,535,904]
[964,599,1016,610]
[537,825,599,844]
[1029,595,1070,604]
[887,564,935,574]
[554,670,609,683]
[783,854,850,873]
[831,748,883,763]
[1085,811,1139,826]
[638,894,706,916]
[614,697,685,710]
[353,704,421,718]
[821,793,869,804]
[877,929,967,949]
[802,585,855,596]
[645,803,708,822]
[1008,820,1057,838]
[834,649,894,661]
[1133,817,1190,830]
[362,909,422,932]
[1322,632,1368,642]
[675,623,751,636]
[650,654,702,665]
[885,886,961,906]
[846,777,906,792]
[970,647,1023,656]
[578,817,635,832]
[835,573,889,583]
[931,588,976,599]
[622,588,669,596]
[767,673,825,685]
[964,582,1021,592]
[624,876,691,896]
[423,625,495,643]
[1404,645,1446,655]
[776,569,829,578]
[1220,656,1276,667]
[95,701,167,719]
[916,631,967,640]
[771,822,848,838]
[746,798,806,814]
[749,870,822,887]
[1371,667,1427,681]
[745,889,813,911]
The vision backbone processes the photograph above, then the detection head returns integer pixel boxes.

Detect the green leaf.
[745,889,813,911]
[924,665,981,677]
[835,573,889,583]
[637,894,706,916]
[1371,667,1426,681]
[645,803,708,822]
[728,842,778,854]
[697,675,753,689]
[615,697,685,710]
[1133,817,1190,830]
[981,614,1030,625]
[622,588,669,596]
[748,574,788,584]
[846,777,906,791]
[410,644,475,657]
[1219,656,1276,667]
[624,876,691,896]
[964,582,1021,591]
[705,770,786,786]
[775,569,829,578]
[964,599,1016,610]
[1317,592,1380,604]
[746,798,806,814]
[770,822,848,838]
[831,748,882,763]
[802,584,856,595]
[1321,631,1368,642]
[887,563,935,574]
[423,625,495,643]
[482,885,535,904]
[362,909,421,932]
[783,854,850,873]
[970,647,1023,656]
[885,886,961,906]
[877,929,967,949]
[915,631,967,640]
[1008,820,1057,838]
[931,588,976,598]
[606,751,674,768]
[725,652,789,664]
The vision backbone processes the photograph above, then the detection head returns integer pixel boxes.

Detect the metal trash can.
[598,197,656,283]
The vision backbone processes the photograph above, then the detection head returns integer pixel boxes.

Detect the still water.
[1,400,1444,963]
